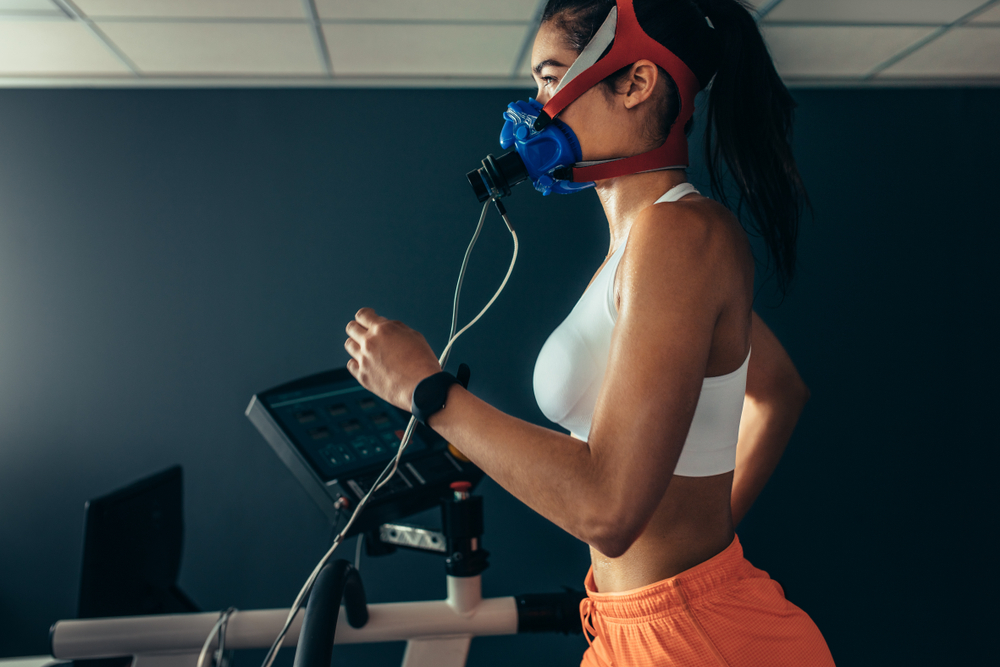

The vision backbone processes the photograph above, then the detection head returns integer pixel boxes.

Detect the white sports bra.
[532,182,749,477]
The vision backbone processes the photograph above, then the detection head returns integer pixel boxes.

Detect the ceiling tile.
[879,26,1000,76]
[765,0,985,24]
[762,25,935,77]
[0,0,60,14]
[0,21,130,74]
[97,22,324,75]
[74,0,305,19]
[325,23,524,76]
[969,3,1000,23]
[316,0,540,22]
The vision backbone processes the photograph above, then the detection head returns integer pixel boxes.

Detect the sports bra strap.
[654,182,700,204]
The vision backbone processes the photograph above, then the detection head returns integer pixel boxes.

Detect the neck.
[595,169,689,254]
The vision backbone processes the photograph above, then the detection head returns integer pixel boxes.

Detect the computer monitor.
[78,465,198,620]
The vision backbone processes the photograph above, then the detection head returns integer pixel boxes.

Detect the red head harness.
[535,0,703,182]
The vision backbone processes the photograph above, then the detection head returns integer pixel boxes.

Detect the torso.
[535,181,754,593]
[590,472,736,591]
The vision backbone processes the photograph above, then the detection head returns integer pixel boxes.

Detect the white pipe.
[445,576,482,617]
[51,598,519,660]
[401,637,472,667]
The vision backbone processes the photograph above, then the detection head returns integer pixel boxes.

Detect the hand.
[345,308,441,411]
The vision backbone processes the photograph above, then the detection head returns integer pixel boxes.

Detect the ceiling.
[0,0,998,88]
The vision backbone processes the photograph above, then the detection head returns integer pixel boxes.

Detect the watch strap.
[411,363,470,425]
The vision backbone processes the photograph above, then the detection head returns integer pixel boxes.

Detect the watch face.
[413,372,456,423]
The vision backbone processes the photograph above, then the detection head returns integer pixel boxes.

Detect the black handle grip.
[292,560,368,667]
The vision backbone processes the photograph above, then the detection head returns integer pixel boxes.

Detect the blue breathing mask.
[499,99,595,197]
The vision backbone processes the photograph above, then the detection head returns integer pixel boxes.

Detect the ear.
[622,59,659,110]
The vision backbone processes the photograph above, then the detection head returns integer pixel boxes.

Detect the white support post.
[445,576,482,617]
[401,637,472,667]
[132,653,200,667]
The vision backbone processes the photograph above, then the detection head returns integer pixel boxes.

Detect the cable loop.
[197,607,237,667]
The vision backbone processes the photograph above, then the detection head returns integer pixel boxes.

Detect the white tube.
[401,637,472,667]
[445,576,482,617]
[51,598,518,659]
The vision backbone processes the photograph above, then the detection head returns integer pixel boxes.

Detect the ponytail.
[696,0,809,291]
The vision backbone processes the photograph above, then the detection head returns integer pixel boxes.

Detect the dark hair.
[541,0,809,291]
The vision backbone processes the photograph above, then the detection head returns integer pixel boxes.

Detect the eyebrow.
[532,59,569,75]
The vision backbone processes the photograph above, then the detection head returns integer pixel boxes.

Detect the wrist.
[409,364,470,426]
[426,383,464,428]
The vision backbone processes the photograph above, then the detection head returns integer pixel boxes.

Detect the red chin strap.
[537,0,701,183]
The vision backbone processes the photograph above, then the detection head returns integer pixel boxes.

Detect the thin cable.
[442,197,490,370]
[197,617,222,667]
[327,506,343,548]
[438,226,518,367]
[216,606,233,667]
[198,608,236,667]
[257,199,518,667]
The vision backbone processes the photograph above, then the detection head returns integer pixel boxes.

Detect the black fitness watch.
[410,363,471,425]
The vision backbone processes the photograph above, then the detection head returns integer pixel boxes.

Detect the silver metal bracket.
[379,523,447,554]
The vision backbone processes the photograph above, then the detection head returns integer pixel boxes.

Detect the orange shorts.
[579,535,835,666]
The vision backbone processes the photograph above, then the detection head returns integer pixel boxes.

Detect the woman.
[345,0,834,664]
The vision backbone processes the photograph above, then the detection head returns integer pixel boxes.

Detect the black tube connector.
[467,150,529,202]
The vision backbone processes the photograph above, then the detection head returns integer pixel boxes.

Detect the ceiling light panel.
[765,0,987,24]
[879,26,1000,77]
[316,0,540,22]
[325,23,524,76]
[0,21,130,74]
[0,0,61,14]
[73,0,305,19]
[969,3,1000,23]
[762,25,935,77]
[96,22,324,75]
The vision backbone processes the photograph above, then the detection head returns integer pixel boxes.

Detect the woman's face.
[530,20,652,163]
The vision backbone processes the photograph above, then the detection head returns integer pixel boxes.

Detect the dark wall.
[0,87,994,666]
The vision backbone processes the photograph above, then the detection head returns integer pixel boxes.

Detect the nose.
[535,85,550,106]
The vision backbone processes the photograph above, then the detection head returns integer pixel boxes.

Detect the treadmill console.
[246,368,482,536]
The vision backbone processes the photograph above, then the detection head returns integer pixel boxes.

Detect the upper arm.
[585,206,731,545]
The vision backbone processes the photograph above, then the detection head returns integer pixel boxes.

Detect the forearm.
[731,311,810,526]
[343,307,694,557]
[731,387,808,525]
[427,385,617,551]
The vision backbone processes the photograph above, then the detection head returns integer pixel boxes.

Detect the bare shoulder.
[619,193,750,296]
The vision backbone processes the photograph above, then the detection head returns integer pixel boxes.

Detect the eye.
[540,76,557,86]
